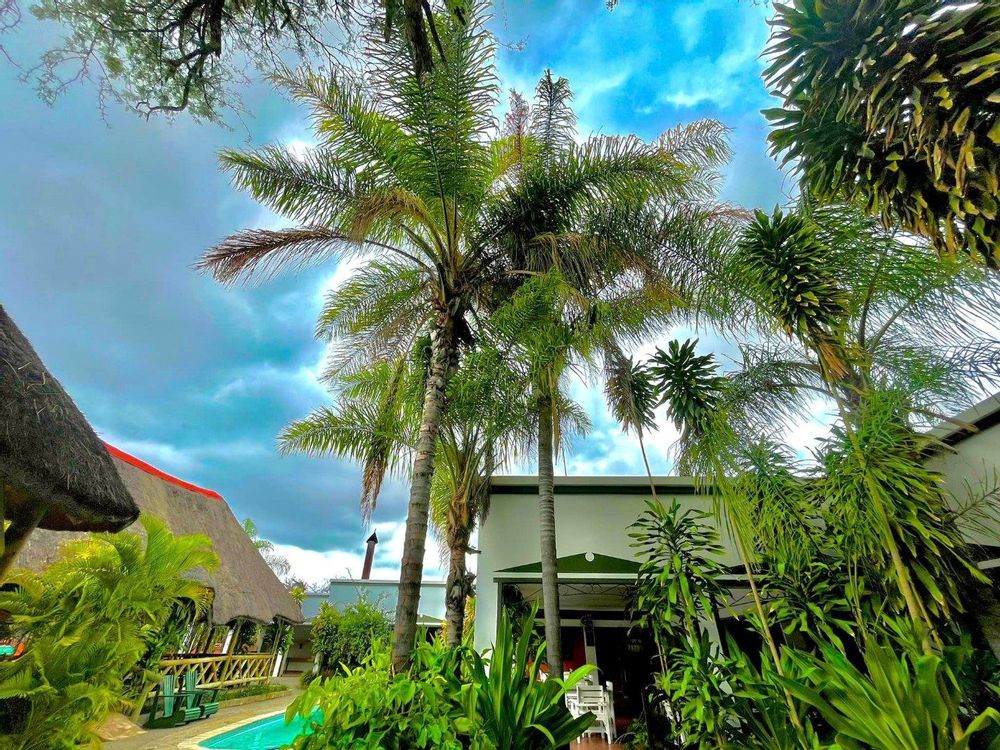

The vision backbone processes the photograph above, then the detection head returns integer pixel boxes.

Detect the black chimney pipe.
[361,531,378,580]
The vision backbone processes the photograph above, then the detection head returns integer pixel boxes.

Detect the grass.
[217,682,288,703]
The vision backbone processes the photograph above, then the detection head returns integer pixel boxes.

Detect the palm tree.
[765,0,1000,267]
[605,352,660,500]
[279,339,535,647]
[0,515,218,744]
[242,517,293,582]
[428,346,534,645]
[198,4,508,671]
[480,72,734,676]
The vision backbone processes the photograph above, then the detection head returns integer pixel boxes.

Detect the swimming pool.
[199,711,315,749]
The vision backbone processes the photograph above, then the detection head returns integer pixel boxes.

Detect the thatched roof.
[0,305,139,532]
[15,447,303,625]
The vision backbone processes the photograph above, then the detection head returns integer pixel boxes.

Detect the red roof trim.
[104,442,223,501]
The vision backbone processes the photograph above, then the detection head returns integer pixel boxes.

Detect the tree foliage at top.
[765,0,1000,267]
[5,0,466,120]
[242,516,294,584]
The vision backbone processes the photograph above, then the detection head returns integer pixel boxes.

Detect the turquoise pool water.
[200,711,315,749]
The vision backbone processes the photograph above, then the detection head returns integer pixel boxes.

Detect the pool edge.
[177,709,287,749]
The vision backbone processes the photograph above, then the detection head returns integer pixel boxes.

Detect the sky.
[0,0,800,585]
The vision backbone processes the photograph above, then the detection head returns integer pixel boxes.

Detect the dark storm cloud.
[0,18,405,560]
[2,1,788,579]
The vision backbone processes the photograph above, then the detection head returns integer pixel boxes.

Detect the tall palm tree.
[198,4,508,671]
[480,72,733,676]
[279,338,536,647]
[428,346,535,645]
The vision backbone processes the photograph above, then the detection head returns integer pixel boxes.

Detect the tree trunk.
[444,531,472,647]
[537,392,563,678]
[392,319,458,672]
[638,434,658,503]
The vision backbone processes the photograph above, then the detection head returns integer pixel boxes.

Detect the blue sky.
[0,0,794,584]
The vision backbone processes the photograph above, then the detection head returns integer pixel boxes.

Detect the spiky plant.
[648,338,729,445]
[765,0,1000,266]
[656,201,1000,654]
[739,209,849,380]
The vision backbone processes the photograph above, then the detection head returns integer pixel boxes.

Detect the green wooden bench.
[145,675,202,729]
[184,670,220,720]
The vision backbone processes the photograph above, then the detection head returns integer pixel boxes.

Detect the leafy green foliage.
[647,338,727,442]
[820,391,988,628]
[765,1,1000,266]
[739,209,847,356]
[630,499,728,642]
[289,638,469,749]
[311,600,392,673]
[461,608,595,749]
[287,609,594,749]
[779,639,1000,749]
[0,515,217,748]
[629,500,736,748]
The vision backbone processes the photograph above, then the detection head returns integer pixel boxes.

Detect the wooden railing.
[159,653,277,690]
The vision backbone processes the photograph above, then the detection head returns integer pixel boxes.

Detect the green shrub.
[311,599,392,672]
[287,639,468,749]
[217,682,287,702]
[0,515,217,749]
[779,637,1000,749]
[286,609,595,749]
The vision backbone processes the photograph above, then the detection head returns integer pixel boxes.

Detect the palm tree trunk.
[537,392,563,678]
[444,531,471,647]
[638,434,658,503]
[391,319,458,673]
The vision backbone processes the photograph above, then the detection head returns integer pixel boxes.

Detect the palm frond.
[529,70,576,160]
[197,226,357,285]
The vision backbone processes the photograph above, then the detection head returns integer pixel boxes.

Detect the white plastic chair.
[576,685,614,744]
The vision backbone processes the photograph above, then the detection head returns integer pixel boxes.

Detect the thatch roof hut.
[1,305,139,574]
[16,445,302,625]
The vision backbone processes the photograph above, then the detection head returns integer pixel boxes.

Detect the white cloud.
[273,519,449,587]
[209,361,327,404]
[658,3,770,111]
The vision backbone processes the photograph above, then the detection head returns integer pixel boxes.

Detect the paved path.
[106,687,622,750]
[108,691,300,750]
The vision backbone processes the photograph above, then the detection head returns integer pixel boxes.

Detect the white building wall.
[476,402,1000,655]
[927,419,1000,547]
[474,477,742,653]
